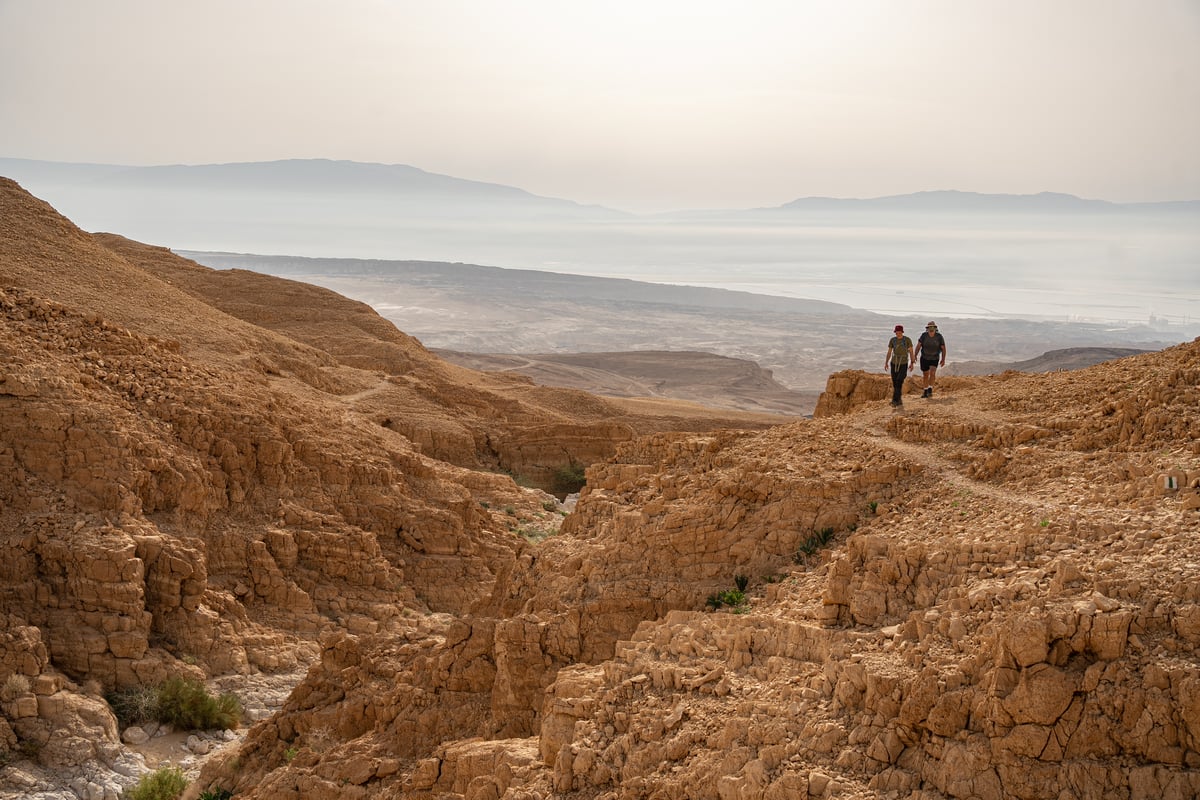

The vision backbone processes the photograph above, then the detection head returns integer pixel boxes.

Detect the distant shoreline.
[2,157,1195,327]
[181,250,1196,396]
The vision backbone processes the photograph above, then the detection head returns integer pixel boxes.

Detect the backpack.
[891,335,912,363]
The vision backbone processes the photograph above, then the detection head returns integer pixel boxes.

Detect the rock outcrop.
[192,335,1200,800]
[3,176,1199,799]
[812,370,980,418]
[0,177,787,795]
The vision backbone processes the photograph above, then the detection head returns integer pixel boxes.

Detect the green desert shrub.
[109,677,241,731]
[794,526,836,561]
[156,676,242,730]
[550,463,587,495]
[706,580,749,611]
[716,589,746,607]
[125,766,187,800]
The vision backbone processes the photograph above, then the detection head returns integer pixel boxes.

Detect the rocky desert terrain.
[2,176,1200,800]
[0,177,782,798]
[431,349,818,417]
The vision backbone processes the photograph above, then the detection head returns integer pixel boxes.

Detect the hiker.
[884,324,914,407]
[915,321,947,398]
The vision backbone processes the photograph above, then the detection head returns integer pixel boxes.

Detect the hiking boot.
[923,387,932,398]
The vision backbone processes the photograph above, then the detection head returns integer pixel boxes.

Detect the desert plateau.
[2,175,1200,800]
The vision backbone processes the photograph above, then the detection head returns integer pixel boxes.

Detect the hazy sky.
[1,0,1197,212]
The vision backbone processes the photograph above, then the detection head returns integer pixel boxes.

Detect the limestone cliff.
[2,176,1199,799]
[0,177,784,795]
[189,334,1200,799]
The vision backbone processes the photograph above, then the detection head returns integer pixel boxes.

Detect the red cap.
[894,325,904,332]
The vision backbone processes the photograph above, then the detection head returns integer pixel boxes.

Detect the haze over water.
[2,155,1193,331]
[313,210,1199,329]
[536,216,1200,326]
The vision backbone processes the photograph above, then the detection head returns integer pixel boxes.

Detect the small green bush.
[125,766,187,800]
[156,676,241,731]
[707,583,748,611]
[716,589,746,607]
[198,789,234,800]
[794,527,836,562]
[550,463,587,495]
[111,677,241,731]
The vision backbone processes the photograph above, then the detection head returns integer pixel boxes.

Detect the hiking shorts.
[921,358,940,371]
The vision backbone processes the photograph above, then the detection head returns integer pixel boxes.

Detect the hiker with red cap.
[915,321,947,398]
[884,324,915,407]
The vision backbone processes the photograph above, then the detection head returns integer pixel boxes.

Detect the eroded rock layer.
[194,336,1200,800]
[2,176,1198,799]
[0,177,784,796]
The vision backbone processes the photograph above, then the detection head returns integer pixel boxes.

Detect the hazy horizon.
[3,154,1198,215]
[3,155,1195,329]
[3,0,1196,330]
[2,1,1197,213]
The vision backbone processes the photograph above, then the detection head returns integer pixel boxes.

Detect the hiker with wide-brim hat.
[915,321,947,398]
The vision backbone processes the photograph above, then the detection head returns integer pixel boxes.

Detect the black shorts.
[921,358,940,371]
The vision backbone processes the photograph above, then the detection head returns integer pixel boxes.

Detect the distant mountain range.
[2,158,1196,306]
[949,346,1154,376]
[0,157,629,221]
[769,189,1198,215]
[2,157,1195,218]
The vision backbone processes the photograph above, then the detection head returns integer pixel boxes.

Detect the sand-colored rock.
[177,332,1196,799]
[197,334,1200,799]
[0,177,790,792]
[3,177,1200,799]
